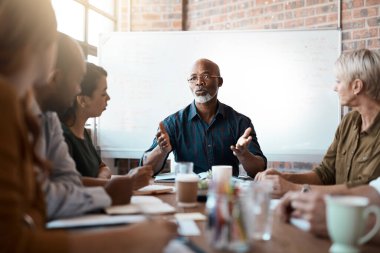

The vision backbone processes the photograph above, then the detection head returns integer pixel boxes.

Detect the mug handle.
[358,205,380,245]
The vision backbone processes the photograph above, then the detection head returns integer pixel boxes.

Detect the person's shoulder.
[340,110,360,125]
[221,102,252,122]
[44,111,58,119]
[163,103,192,123]
[0,78,18,109]
[343,110,359,118]
[61,123,74,138]
[44,111,60,124]
[0,78,22,126]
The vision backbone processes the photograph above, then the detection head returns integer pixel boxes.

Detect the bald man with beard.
[143,58,266,178]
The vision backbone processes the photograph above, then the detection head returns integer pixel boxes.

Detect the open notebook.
[154,172,176,183]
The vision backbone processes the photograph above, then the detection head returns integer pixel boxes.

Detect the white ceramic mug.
[211,165,232,183]
[325,196,380,253]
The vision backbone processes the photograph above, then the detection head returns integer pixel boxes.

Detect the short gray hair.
[334,49,380,100]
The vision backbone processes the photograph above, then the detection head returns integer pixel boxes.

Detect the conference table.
[156,187,380,253]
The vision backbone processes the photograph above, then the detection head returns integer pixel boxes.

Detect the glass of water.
[243,181,273,241]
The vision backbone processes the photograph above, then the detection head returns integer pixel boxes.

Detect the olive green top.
[313,110,380,188]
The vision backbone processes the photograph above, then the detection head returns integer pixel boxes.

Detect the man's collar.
[188,100,225,121]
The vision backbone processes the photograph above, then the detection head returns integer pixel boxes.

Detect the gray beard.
[193,90,218,104]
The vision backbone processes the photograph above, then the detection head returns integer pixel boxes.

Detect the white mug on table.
[325,196,380,253]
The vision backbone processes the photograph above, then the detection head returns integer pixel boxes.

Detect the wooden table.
[157,191,380,253]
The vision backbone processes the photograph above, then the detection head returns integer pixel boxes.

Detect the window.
[51,0,117,140]
[51,0,117,61]
[88,10,114,46]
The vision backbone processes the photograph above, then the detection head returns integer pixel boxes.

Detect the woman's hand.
[98,163,112,179]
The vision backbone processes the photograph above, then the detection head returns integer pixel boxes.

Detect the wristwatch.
[301,184,311,193]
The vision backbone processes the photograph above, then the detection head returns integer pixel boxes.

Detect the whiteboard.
[98,30,341,163]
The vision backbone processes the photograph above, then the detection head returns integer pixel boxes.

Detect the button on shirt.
[145,101,267,176]
[313,111,380,187]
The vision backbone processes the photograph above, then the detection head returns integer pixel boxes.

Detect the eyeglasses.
[187,74,221,84]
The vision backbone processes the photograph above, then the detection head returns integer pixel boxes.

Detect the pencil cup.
[206,187,250,252]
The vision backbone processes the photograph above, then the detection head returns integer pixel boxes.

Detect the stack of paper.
[106,196,176,215]
[134,184,174,195]
[47,214,146,229]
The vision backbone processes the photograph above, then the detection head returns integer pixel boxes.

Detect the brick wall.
[120,0,380,51]
[341,0,380,50]
[118,0,129,30]
[120,0,183,31]
[185,0,379,51]
[186,0,338,30]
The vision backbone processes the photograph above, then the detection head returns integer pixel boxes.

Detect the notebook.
[154,172,176,183]
[134,184,174,195]
[106,196,176,215]
[47,214,146,229]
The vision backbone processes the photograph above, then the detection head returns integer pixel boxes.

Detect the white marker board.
[98,29,341,162]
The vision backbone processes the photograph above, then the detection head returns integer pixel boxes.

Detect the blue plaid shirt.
[145,101,266,176]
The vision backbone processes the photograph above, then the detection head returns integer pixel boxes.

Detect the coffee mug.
[175,162,198,207]
[325,196,380,253]
[211,165,232,183]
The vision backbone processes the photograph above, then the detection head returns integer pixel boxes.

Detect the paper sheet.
[175,212,206,221]
[47,214,146,229]
[290,218,311,232]
[134,184,174,195]
[178,220,201,236]
[270,199,281,210]
[106,196,176,215]
[269,199,311,231]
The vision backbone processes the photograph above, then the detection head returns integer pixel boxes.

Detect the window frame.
[56,0,118,58]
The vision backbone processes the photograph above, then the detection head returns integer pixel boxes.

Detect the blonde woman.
[255,49,380,198]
